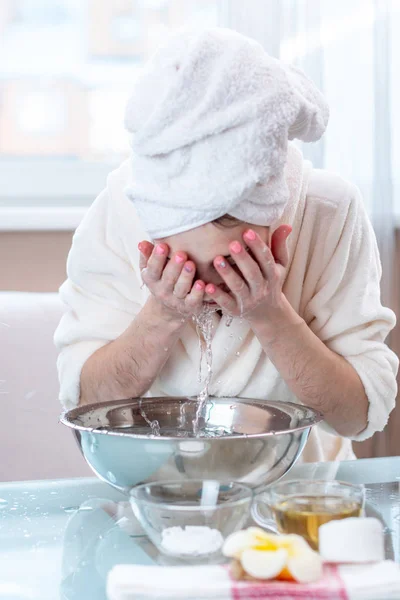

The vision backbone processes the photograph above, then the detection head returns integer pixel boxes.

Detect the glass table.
[0,457,399,600]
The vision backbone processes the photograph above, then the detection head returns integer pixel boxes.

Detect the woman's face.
[157,221,269,302]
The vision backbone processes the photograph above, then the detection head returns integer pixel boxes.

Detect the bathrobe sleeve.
[54,165,145,409]
[303,184,398,441]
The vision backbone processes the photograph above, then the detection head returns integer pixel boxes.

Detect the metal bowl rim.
[59,396,323,441]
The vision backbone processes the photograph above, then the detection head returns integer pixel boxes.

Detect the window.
[0,0,219,218]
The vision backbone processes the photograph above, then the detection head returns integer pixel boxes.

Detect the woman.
[55,27,398,463]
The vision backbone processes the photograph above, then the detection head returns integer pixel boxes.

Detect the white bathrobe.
[54,152,398,463]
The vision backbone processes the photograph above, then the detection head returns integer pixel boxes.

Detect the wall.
[0,231,73,292]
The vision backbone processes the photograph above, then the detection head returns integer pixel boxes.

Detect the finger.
[242,229,278,281]
[270,225,292,267]
[138,241,154,271]
[173,261,196,299]
[224,241,261,293]
[145,243,169,281]
[205,283,236,313]
[186,280,206,312]
[161,251,188,292]
[213,255,249,296]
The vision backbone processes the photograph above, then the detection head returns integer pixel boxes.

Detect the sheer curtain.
[219,0,399,457]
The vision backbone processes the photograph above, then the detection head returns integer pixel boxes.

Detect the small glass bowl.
[253,479,365,550]
[129,480,253,561]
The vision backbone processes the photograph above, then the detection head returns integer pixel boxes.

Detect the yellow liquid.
[272,495,362,550]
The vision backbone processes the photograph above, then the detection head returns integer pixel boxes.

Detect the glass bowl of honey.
[252,479,365,550]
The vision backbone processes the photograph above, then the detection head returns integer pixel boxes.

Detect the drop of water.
[238,336,243,341]
[0,498,8,509]
[225,314,234,327]
[88,432,98,453]
[50,491,58,496]
[107,471,117,484]
[164,347,169,352]
[237,297,244,318]
[235,352,240,356]
[63,507,77,514]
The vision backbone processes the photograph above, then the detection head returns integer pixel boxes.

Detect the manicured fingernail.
[244,229,256,241]
[195,281,204,291]
[218,260,226,268]
[175,254,185,264]
[230,241,242,254]
[156,245,165,255]
[138,242,144,253]
[184,263,193,272]
[206,284,216,294]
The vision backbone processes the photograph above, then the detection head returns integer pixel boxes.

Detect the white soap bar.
[319,517,385,563]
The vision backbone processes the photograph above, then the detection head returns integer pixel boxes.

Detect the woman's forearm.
[249,295,369,437]
[80,296,185,405]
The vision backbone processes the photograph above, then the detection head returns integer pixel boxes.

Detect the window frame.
[0,158,118,230]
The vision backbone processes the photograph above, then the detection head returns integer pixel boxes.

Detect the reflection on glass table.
[0,457,398,600]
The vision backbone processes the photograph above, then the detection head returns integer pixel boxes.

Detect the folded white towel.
[124,27,329,238]
[106,562,400,600]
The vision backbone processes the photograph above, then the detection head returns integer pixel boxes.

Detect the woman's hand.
[206,225,292,323]
[138,241,206,319]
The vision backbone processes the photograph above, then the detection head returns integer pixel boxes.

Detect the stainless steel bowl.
[60,397,322,493]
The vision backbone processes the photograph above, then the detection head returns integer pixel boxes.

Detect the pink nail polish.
[195,281,204,291]
[156,245,165,255]
[206,284,216,294]
[175,254,185,264]
[184,263,193,272]
[244,229,256,241]
[218,260,226,268]
[230,241,242,254]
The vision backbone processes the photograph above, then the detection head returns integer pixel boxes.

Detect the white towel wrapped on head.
[124,27,329,238]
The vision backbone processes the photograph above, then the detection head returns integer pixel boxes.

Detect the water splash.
[192,304,218,434]
[138,398,160,436]
[178,402,187,428]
